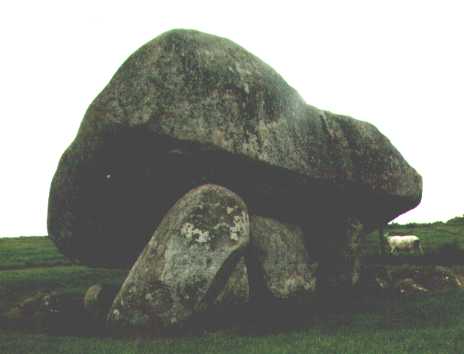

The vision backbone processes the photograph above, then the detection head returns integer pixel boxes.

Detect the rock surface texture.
[48,29,422,268]
[107,184,250,334]
[248,215,317,302]
[84,284,119,321]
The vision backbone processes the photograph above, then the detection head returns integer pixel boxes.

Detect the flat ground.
[1,218,464,354]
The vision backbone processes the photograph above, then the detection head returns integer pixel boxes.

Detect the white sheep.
[386,234,424,255]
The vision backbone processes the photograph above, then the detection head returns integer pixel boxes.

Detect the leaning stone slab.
[107,184,250,334]
[248,215,317,302]
[214,257,249,306]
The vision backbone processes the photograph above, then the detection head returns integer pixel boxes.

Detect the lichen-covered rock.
[48,29,422,267]
[107,184,250,334]
[248,215,317,301]
[214,257,249,306]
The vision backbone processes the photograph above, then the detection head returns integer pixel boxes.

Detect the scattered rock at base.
[359,265,464,297]
[84,284,104,313]
[3,290,89,334]
[357,265,393,297]
[107,184,250,335]
[4,292,51,326]
[248,215,317,302]
[425,266,463,290]
[392,265,463,295]
[396,278,429,295]
[84,283,119,320]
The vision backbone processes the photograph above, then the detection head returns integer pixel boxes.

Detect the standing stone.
[248,215,317,302]
[315,217,365,316]
[316,217,365,288]
[107,184,250,334]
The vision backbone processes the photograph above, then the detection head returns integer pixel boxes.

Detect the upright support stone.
[315,217,365,318]
[107,184,250,335]
[379,224,386,255]
[248,215,317,302]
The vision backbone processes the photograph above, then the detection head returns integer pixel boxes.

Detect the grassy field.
[366,218,464,257]
[1,287,464,354]
[1,307,464,354]
[3,216,464,269]
[1,218,464,354]
[0,236,71,270]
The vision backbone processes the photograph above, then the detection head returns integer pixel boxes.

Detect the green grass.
[0,266,127,315]
[1,288,464,354]
[1,223,464,354]
[0,237,71,270]
[365,221,464,256]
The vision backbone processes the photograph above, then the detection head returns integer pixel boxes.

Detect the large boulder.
[107,184,250,334]
[247,215,317,302]
[48,28,422,267]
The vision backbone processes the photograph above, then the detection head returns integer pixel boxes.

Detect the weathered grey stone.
[107,184,250,334]
[48,28,422,267]
[357,265,393,295]
[389,265,464,294]
[311,217,367,318]
[248,215,317,301]
[432,266,463,289]
[84,284,118,320]
[84,284,104,313]
[396,278,429,295]
[5,290,87,333]
[214,257,249,306]
[316,217,365,290]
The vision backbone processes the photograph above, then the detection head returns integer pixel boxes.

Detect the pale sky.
[1,1,463,236]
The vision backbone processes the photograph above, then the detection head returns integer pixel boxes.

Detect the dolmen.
[48,29,422,335]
